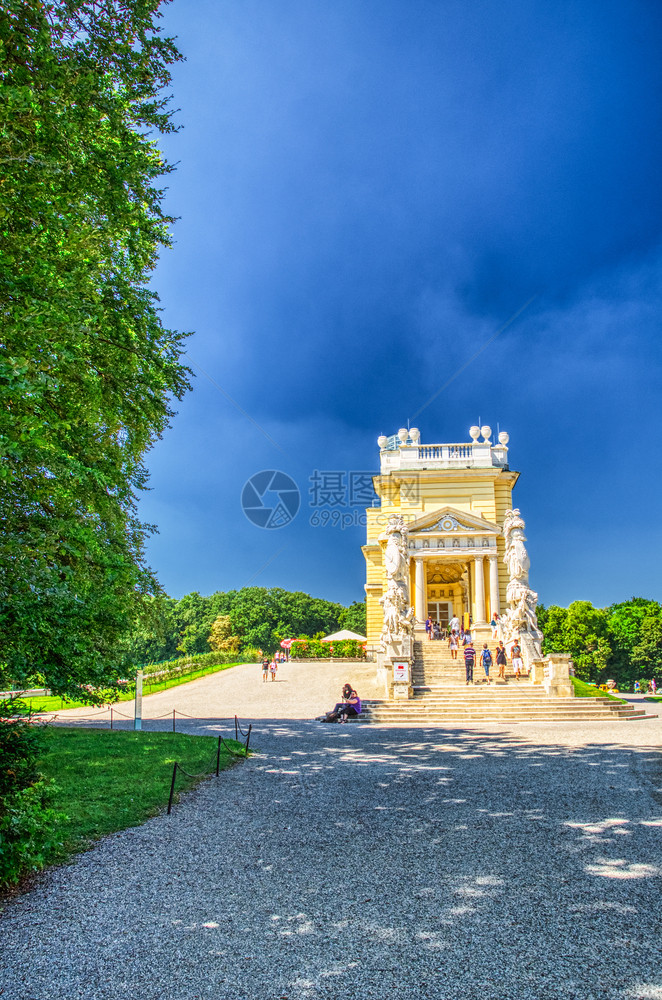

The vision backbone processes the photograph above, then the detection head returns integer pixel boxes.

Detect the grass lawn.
[38,727,245,858]
[571,677,626,702]
[644,695,662,702]
[24,661,243,714]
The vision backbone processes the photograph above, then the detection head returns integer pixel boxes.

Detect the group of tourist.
[462,639,524,685]
[426,613,524,683]
[634,679,658,695]
[426,613,472,652]
[260,651,287,682]
[312,611,529,722]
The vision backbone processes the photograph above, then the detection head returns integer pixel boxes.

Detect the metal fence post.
[110,706,113,730]
[216,735,221,776]
[173,708,176,733]
[244,724,252,756]
[167,762,178,814]
[234,715,238,741]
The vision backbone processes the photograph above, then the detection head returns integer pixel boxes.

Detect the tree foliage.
[338,600,367,636]
[207,614,239,654]
[0,2,190,695]
[127,587,360,662]
[630,610,662,677]
[540,597,662,685]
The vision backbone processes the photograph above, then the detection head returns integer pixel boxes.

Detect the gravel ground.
[2,707,662,1000]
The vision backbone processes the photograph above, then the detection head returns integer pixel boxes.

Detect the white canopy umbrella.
[320,629,367,642]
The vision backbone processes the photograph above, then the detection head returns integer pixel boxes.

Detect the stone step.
[366,697,645,712]
[365,704,644,714]
[364,696,630,708]
[354,692,653,724]
[360,709,648,722]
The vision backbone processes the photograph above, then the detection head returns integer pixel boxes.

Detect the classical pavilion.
[363,425,516,648]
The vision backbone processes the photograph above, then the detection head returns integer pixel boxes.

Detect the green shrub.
[290,639,366,659]
[0,779,65,887]
[0,714,43,798]
[0,713,65,887]
[142,648,242,681]
[239,646,262,662]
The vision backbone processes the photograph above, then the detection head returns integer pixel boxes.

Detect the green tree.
[630,611,662,679]
[338,600,367,635]
[0,2,190,696]
[123,587,362,661]
[607,598,662,684]
[208,615,239,653]
[539,605,568,655]
[540,601,611,682]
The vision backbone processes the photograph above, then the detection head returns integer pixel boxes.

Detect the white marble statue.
[503,508,530,584]
[501,509,542,656]
[384,514,409,584]
[379,514,414,649]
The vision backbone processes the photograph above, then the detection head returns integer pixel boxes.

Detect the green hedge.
[141,648,258,686]
[289,639,366,659]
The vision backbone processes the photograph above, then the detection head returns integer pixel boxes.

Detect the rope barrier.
[8,701,253,816]
[220,736,247,759]
[37,707,111,719]
[173,748,220,780]
[30,709,110,723]
[167,734,248,814]
[9,700,254,774]
[167,721,253,814]
[234,714,250,738]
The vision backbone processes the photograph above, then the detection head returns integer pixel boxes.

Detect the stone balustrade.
[380,441,509,473]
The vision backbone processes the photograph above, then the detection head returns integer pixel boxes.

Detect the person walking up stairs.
[464,641,476,685]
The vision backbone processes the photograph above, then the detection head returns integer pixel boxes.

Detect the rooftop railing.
[379,441,509,472]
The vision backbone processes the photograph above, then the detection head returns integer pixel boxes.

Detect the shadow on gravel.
[22,718,662,1000]
[234,721,662,1000]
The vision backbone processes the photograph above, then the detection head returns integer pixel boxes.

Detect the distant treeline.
[538,597,662,685]
[130,588,367,663]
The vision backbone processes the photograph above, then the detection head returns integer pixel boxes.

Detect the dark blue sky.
[141,0,662,607]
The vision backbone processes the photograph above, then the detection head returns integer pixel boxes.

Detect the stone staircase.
[355,630,652,724]
[359,689,649,724]
[411,633,519,686]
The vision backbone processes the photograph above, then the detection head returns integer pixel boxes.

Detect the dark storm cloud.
[146,0,662,604]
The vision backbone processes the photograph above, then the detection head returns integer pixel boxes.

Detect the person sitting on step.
[320,683,362,723]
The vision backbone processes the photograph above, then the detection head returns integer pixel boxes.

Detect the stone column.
[488,555,500,617]
[414,557,425,622]
[473,554,486,624]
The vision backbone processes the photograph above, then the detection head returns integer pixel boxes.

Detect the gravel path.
[2,710,662,1000]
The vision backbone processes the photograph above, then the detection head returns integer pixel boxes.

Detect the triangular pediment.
[408,506,500,535]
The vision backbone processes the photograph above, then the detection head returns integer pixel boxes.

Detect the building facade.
[363,425,517,647]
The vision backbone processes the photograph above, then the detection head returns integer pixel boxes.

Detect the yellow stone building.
[363,425,517,647]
